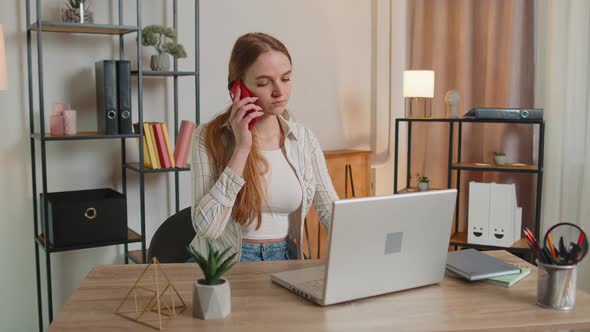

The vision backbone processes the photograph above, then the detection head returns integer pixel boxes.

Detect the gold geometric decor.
[115,257,186,330]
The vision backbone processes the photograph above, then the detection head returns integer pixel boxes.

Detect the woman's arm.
[307,129,339,231]
[191,125,245,239]
[191,89,264,239]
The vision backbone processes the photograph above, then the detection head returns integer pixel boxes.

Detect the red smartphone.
[229,80,258,130]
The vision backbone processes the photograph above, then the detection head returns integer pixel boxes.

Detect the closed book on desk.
[116,60,132,134]
[483,267,531,287]
[95,60,118,135]
[446,249,521,281]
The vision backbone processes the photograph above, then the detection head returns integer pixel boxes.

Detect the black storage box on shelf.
[40,188,128,248]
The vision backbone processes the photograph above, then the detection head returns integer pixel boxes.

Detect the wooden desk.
[49,251,590,331]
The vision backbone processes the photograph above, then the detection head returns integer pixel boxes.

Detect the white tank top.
[241,148,302,240]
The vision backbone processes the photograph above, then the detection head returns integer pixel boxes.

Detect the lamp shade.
[0,24,7,91]
[403,70,434,98]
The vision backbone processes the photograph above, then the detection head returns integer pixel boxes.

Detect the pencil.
[524,228,545,263]
[524,228,541,251]
[547,234,557,259]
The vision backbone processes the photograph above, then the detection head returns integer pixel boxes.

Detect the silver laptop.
[271,189,457,305]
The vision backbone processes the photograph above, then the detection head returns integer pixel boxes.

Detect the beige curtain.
[407,0,536,235]
[535,0,590,291]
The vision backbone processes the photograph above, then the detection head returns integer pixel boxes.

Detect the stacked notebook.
[95,60,132,135]
[446,249,530,287]
[483,267,531,287]
[133,120,196,169]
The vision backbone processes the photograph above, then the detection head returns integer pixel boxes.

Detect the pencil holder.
[536,261,576,310]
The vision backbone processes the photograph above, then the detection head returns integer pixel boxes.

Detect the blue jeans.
[240,240,290,262]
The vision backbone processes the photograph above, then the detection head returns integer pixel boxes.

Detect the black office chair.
[147,206,196,263]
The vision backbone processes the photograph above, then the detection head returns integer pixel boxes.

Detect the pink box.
[52,102,69,115]
[64,110,77,135]
[50,114,65,136]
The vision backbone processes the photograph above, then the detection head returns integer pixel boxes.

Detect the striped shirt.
[190,111,339,260]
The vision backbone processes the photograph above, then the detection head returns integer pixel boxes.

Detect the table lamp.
[403,70,434,118]
[0,24,7,91]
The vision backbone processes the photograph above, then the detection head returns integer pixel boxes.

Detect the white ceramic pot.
[494,155,507,165]
[418,181,430,192]
[192,279,231,320]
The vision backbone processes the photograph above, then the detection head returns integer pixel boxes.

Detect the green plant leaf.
[212,256,237,282]
[216,246,233,262]
[163,27,176,39]
[206,241,218,283]
[214,252,237,277]
[163,42,187,58]
[212,264,236,283]
[210,250,221,275]
[188,240,237,285]
[187,245,208,276]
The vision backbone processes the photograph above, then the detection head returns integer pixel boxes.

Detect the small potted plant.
[141,25,187,71]
[188,241,237,320]
[416,174,430,191]
[61,0,94,23]
[494,151,507,165]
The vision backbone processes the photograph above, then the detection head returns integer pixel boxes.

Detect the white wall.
[0,0,404,330]
[372,0,407,195]
[199,1,373,148]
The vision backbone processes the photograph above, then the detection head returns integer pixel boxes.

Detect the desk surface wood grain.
[49,251,590,332]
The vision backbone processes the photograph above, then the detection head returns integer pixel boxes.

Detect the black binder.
[116,60,133,134]
[95,60,118,135]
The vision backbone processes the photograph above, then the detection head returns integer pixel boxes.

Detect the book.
[483,266,531,287]
[446,249,521,281]
[174,120,196,168]
[133,123,152,169]
[152,123,172,168]
[144,123,160,169]
[161,123,176,168]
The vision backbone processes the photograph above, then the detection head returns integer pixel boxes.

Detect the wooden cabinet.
[302,150,372,259]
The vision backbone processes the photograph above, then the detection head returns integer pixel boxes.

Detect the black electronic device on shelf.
[464,108,543,120]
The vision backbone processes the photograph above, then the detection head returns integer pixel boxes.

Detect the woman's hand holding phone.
[229,85,264,153]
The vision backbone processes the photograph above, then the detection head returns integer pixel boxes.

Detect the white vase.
[192,279,231,320]
[494,155,507,165]
[418,182,430,192]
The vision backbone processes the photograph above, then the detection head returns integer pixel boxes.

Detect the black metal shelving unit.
[26,1,199,330]
[393,117,545,254]
[124,0,200,265]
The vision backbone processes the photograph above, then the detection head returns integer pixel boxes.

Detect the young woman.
[190,32,338,261]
